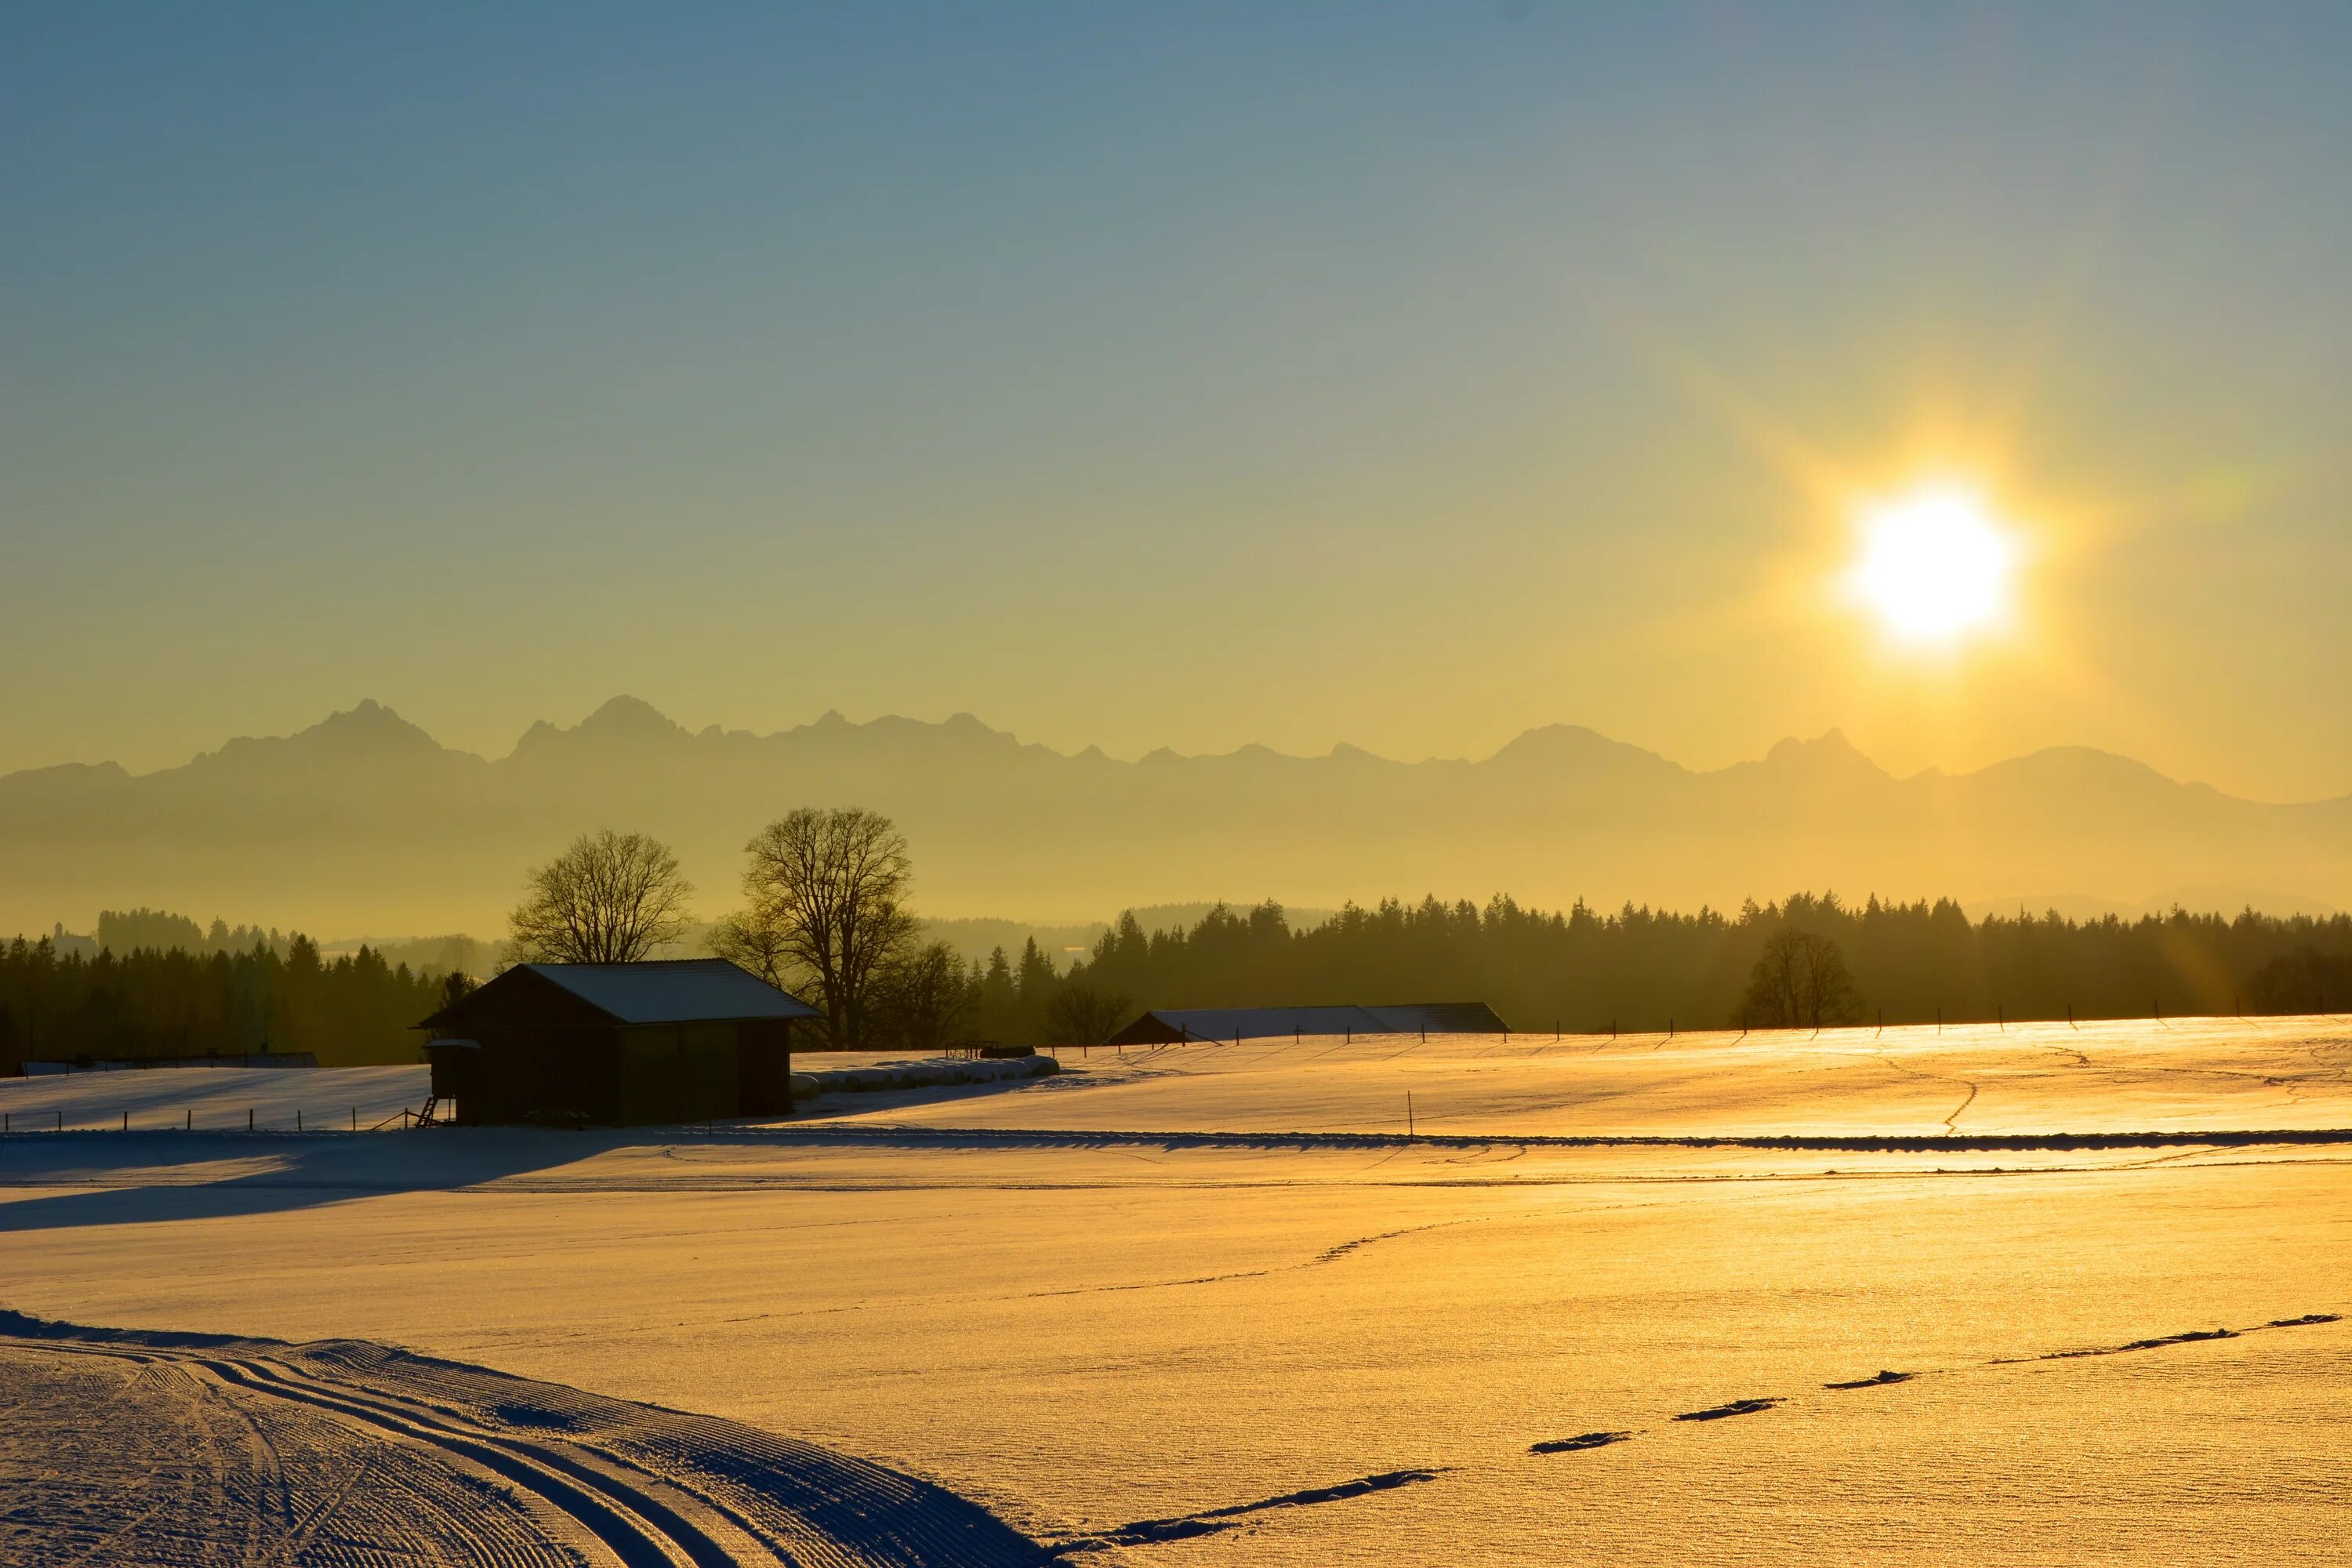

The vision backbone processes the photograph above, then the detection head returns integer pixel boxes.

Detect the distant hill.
[4,696,2346,937]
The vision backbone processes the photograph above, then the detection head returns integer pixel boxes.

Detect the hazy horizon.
[16,691,2352,806]
[5,691,2345,939]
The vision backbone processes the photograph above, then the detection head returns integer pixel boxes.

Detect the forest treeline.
[0,935,451,1073]
[972,892,2352,1044]
[5,890,2350,1070]
[93,908,491,979]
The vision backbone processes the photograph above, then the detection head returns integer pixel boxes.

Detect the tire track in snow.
[204,1356,735,1568]
[1867,1049,1980,1132]
[29,1346,699,1568]
[1023,1217,1485,1301]
[2,1312,1057,1568]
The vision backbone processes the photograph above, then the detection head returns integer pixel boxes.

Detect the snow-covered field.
[3,1018,2348,1564]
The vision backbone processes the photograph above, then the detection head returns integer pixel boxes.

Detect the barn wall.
[738,1018,793,1116]
[437,1025,620,1124]
[616,1023,738,1124]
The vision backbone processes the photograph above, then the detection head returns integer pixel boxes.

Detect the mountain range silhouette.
[4,698,2343,936]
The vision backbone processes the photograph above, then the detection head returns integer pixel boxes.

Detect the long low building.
[1105,1002,1508,1047]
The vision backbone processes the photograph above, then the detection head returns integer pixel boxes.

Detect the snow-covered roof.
[512,960,819,1025]
[1107,1002,1507,1045]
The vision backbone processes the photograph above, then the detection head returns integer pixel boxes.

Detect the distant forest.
[5,892,2348,1071]
[973,893,2352,1045]
[92,908,491,979]
[0,926,455,1073]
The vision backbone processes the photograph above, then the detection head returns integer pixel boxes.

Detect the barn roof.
[422,959,821,1031]
[1106,1002,1508,1046]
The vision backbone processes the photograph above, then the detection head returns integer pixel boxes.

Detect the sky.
[5,3,2347,801]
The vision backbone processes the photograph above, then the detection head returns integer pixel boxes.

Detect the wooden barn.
[416,960,820,1127]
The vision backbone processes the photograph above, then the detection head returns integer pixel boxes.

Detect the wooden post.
[350,1107,357,1131]
[1406,1091,1414,1137]
[185,1107,191,1131]
[248,1108,254,1132]
[296,1109,303,1132]
[122,1110,128,1132]
[1997,1004,2003,1030]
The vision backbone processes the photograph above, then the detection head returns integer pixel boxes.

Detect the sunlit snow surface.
[3,1018,2348,1565]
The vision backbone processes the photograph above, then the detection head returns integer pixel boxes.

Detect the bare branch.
[508,829,695,965]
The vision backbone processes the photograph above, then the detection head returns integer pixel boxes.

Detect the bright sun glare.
[1849,484,2016,644]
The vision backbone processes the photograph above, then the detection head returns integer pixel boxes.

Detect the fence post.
[186,1107,191,1131]
[351,1107,357,1131]
[248,1108,254,1132]
[122,1110,128,1132]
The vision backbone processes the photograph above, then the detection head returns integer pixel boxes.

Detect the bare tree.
[710,807,920,1046]
[507,829,695,964]
[869,940,977,1053]
[1735,929,1863,1031]
[1044,984,1133,1047]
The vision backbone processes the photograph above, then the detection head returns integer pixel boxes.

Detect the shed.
[415,960,819,1126]
[1105,1002,1508,1047]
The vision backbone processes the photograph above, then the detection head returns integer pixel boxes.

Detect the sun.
[1848,483,2017,644]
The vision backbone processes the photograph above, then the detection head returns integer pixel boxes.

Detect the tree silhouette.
[1736,929,1863,1029]
[710,807,920,1047]
[1043,984,1133,1046]
[507,829,695,965]
[869,939,977,1052]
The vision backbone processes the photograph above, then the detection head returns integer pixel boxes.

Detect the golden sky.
[4,6,2346,800]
